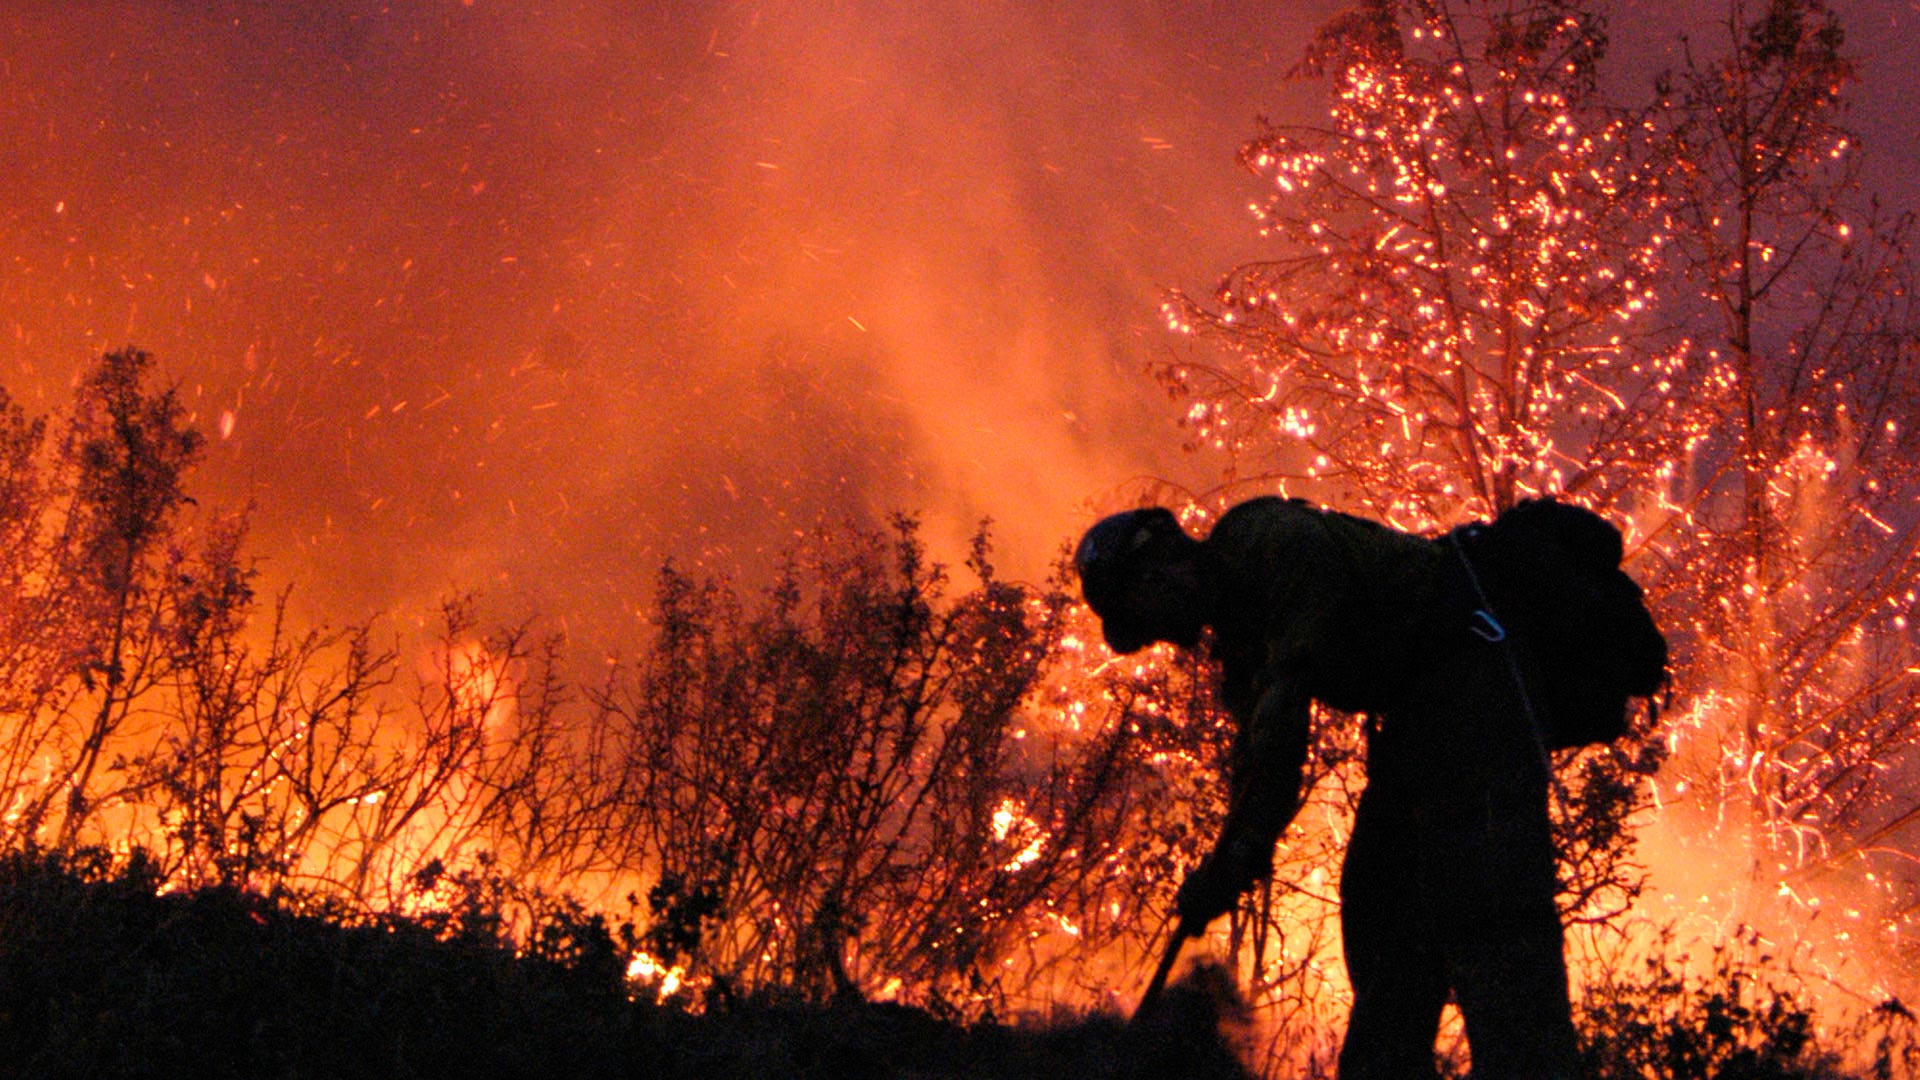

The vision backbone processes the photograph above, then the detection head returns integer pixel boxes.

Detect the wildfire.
[0,1,1911,1073]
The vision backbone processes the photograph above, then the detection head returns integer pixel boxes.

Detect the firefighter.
[1075,496,1580,1079]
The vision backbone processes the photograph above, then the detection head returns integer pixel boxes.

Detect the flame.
[992,796,1047,872]
[442,640,513,729]
[625,951,686,1001]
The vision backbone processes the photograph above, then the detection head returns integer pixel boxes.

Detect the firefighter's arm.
[1175,672,1312,929]
[1173,504,1342,931]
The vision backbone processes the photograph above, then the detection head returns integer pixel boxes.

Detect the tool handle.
[1133,915,1199,1021]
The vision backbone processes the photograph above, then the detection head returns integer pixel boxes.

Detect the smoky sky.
[3,1,1915,646]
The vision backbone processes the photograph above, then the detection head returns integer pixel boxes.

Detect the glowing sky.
[2,1,1914,645]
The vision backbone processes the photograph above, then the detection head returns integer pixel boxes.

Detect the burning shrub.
[588,516,1148,1013]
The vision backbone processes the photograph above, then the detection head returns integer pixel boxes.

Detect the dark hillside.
[5,848,1912,1079]
[0,850,1253,1080]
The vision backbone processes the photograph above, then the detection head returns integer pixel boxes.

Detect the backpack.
[1453,499,1668,750]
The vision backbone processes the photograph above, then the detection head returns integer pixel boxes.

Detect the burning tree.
[0,348,204,850]
[1147,2,1690,1036]
[1153,0,1920,1019]
[1651,0,1920,954]
[1161,0,1702,526]
[0,350,604,914]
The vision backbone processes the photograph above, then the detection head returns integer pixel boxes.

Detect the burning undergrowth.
[3,349,1919,1077]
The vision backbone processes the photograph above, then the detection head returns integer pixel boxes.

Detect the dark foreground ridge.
[6,848,1914,1079]
[0,849,1254,1080]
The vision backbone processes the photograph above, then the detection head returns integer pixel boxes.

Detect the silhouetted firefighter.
[1076,496,1666,1080]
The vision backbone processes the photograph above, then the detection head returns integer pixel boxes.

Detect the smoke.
[0,0,1340,646]
[9,0,1914,648]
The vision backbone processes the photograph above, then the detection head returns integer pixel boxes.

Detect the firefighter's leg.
[1396,636,1579,1079]
[1453,904,1577,1078]
[1442,800,1578,1080]
[1337,788,1449,1080]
